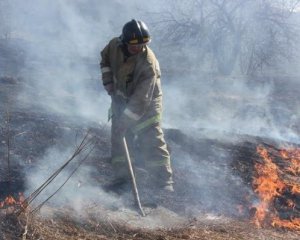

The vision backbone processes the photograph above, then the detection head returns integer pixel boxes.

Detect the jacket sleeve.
[123,59,159,121]
[100,41,113,86]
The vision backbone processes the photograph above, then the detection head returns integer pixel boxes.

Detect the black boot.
[103,178,130,195]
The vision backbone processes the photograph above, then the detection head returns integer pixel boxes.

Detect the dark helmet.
[121,19,151,45]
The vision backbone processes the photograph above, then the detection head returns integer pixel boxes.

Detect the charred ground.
[0,76,300,239]
[1,38,300,239]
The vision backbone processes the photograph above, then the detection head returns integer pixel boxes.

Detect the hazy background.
[1,0,300,142]
[1,0,300,219]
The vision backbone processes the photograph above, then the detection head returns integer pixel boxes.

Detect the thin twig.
[31,141,96,214]
[5,109,11,193]
[25,132,92,205]
[17,132,96,215]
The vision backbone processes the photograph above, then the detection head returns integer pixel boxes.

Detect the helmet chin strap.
[120,41,131,59]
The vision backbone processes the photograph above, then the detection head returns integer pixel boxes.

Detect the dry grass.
[1,205,300,240]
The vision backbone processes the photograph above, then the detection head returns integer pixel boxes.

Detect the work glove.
[115,113,135,136]
[104,82,114,95]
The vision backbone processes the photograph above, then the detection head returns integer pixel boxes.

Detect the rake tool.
[122,137,145,217]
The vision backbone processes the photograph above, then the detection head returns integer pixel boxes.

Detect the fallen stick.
[122,137,145,217]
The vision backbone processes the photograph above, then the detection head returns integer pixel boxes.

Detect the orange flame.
[272,217,300,231]
[290,185,300,195]
[253,145,300,230]
[279,148,300,175]
[0,193,26,209]
[0,196,16,207]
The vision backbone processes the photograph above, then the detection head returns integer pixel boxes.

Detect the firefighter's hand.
[115,114,134,136]
[115,120,128,136]
[104,83,114,95]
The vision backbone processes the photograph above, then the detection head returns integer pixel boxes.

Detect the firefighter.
[100,19,173,193]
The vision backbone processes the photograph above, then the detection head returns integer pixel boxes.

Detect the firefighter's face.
[127,43,145,55]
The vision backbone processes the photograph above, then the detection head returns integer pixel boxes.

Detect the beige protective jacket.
[100,37,163,128]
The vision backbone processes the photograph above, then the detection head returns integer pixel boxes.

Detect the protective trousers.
[111,111,173,188]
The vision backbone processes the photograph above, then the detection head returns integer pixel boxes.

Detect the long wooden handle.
[122,137,145,217]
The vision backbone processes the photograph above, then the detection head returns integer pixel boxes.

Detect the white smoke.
[1,0,300,226]
[4,0,300,143]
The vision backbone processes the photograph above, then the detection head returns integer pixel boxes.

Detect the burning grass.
[1,112,300,239]
[252,145,300,230]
